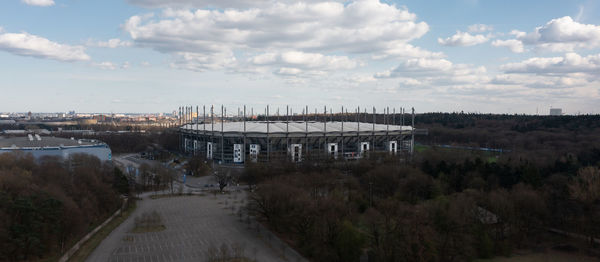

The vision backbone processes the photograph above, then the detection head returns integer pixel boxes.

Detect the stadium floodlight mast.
[211,105,214,160]
[286,105,289,155]
[386,107,389,132]
[221,105,225,162]
[411,107,415,156]
[195,105,199,155]
[266,105,270,161]
[323,105,327,133]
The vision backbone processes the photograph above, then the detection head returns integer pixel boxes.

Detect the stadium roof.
[0,136,105,149]
[180,121,413,137]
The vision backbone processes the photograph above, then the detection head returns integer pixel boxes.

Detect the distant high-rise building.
[550,108,562,116]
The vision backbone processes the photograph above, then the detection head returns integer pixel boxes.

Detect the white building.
[550,108,562,116]
[0,136,111,161]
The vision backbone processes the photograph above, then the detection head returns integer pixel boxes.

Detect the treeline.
[56,129,179,154]
[0,153,127,261]
[417,113,600,130]
[416,113,600,154]
[245,149,600,261]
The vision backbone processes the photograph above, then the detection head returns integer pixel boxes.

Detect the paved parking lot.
[86,191,304,262]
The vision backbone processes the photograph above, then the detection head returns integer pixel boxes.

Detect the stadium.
[179,106,418,164]
[0,135,112,161]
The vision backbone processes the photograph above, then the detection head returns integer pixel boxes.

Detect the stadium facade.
[179,106,417,164]
[0,135,112,161]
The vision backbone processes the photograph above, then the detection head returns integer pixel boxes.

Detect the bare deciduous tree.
[569,166,600,246]
[214,169,231,192]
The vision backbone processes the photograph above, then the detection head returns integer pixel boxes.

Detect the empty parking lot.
[86,191,304,262]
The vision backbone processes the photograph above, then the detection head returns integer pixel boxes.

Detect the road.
[113,153,192,192]
[113,154,235,193]
[113,154,153,168]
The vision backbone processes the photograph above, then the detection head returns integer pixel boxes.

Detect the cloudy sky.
[1,0,599,114]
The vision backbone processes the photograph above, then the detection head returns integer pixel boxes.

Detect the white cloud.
[374,57,489,87]
[21,0,54,7]
[500,52,600,74]
[492,39,524,53]
[123,0,430,73]
[438,31,490,46]
[509,30,526,38]
[91,61,132,70]
[275,67,304,76]
[400,58,453,72]
[374,58,453,78]
[497,16,600,53]
[249,51,357,71]
[575,5,585,22]
[0,31,90,62]
[93,61,118,70]
[126,0,343,9]
[124,1,427,53]
[170,51,237,72]
[249,51,358,78]
[396,77,423,86]
[92,38,132,48]
[493,73,592,89]
[532,16,599,44]
[495,52,600,92]
[468,24,493,33]
[373,43,444,60]
[346,74,376,84]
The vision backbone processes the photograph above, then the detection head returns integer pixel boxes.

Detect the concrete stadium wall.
[180,131,412,164]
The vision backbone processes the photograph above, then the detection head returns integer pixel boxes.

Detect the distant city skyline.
[1,106,590,116]
[1,0,599,114]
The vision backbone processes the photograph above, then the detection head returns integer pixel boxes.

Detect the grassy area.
[67,201,137,262]
[130,211,166,233]
[476,250,598,262]
[414,144,429,153]
[416,144,502,163]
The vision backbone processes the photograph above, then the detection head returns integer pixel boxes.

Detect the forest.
[57,129,179,154]
[244,114,600,262]
[0,153,127,261]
